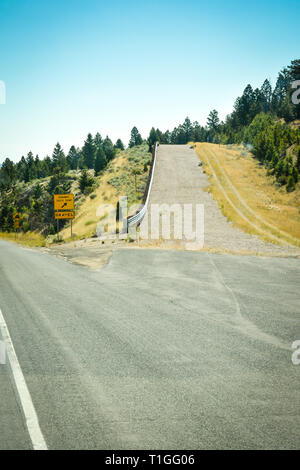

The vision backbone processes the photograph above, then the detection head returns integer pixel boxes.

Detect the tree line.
[0,128,145,234]
[0,59,299,234]
[147,59,300,191]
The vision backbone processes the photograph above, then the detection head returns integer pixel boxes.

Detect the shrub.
[286,175,296,192]
[48,224,56,235]
[22,221,31,233]
[79,169,94,193]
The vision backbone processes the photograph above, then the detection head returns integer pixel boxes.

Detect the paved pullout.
[140,144,300,255]
[0,239,299,449]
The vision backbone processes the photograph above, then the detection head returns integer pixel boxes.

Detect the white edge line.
[0,308,48,450]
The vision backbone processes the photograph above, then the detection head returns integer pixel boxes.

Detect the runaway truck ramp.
[131,144,300,254]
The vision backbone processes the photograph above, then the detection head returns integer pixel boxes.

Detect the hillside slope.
[194,143,300,248]
[0,144,151,246]
[60,143,150,242]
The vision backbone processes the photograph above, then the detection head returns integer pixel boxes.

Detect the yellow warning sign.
[13,213,21,220]
[54,194,74,211]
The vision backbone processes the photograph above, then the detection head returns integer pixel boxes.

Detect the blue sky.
[0,0,299,161]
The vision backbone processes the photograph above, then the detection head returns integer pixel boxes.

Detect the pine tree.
[102,136,116,162]
[163,130,171,144]
[94,147,107,176]
[148,128,158,149]
[129,127,143,148]
[0,158,16,189]
[79,169,94,194]
[26,151,38,181]
[94,132,103,149]
[82,134,95,169]
[52,143,68,172]
[183,117,193,142]
[260,79,272,113]
[67,146,80,170]
[207,110,219,131]
[115,139,125,151]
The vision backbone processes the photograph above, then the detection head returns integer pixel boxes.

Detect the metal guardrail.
[127,142,158,228]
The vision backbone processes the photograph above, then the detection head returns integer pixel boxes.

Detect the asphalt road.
[0,239,299,449]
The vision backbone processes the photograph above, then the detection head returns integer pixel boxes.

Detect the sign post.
[54,195,75,239]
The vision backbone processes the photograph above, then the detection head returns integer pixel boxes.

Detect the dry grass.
[60,146,150,243]
[0,231,46,247]
[60,170,119,242]
[194,143,300,247]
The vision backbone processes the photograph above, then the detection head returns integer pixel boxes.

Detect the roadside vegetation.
[148,60,300,193]
[0,231,46,247]
[0,127,148,246]
[60,143,150,242]
[195,143,300,247]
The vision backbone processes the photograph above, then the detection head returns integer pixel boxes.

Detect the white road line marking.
[0,308,48,450]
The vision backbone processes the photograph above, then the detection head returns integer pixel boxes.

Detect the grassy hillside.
[194,143,300,247]
[0,144,151,246]
[60,144,151,242]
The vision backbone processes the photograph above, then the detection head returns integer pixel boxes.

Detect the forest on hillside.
[148,59,300,192]
[0,59,299,235]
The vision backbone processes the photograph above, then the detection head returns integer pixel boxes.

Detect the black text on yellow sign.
[55,211,75,220]
[54,194,74,211]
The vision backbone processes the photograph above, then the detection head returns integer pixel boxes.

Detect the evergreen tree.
[79,169,94,194]
[25,151,37,181]
[148,127,158,149]
[207,110,220,142]
[52,143,68,172]
[94,147,107,176]
[94,132,103,150]
[162,130,171,144]
[115,139,125,151]
[260,79,272,113]
[102,136,116,162]
[34,183,43,199]
[67,146,80,170]
[0,158,16,189]
[82,134,95,169]
[183,117,193,142]
[129,127,143,147]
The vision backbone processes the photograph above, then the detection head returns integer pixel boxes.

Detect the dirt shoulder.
[40,238,125,269]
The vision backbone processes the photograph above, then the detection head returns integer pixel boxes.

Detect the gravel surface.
[140,145,300,256]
